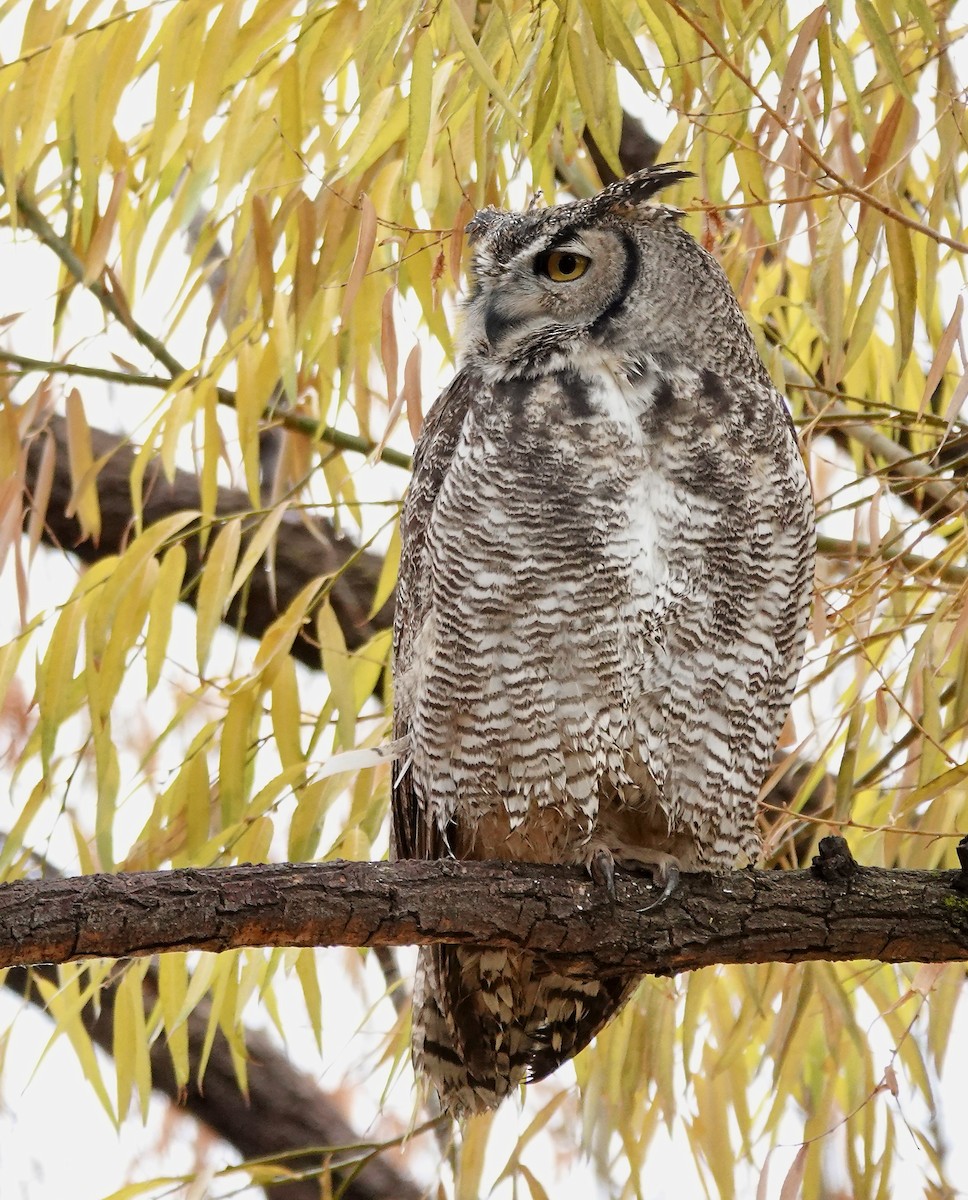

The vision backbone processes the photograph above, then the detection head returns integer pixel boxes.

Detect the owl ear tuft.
[597,162,693,218]
[465,207,503,242]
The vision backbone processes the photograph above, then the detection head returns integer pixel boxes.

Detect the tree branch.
[0,836,426,1200]
[23,414,393,658]
[5,963,425,1200]
[2,349,412,468]
[3,845,967,974]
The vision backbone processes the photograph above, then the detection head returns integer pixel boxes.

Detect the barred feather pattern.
[391,166,816,1116]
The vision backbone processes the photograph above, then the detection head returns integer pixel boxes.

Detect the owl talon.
[588,847,617,899]
[637,862,680,914]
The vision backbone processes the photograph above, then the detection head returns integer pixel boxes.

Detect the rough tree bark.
[3,841,968,975]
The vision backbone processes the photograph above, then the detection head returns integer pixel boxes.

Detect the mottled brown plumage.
[392,165,815,1115]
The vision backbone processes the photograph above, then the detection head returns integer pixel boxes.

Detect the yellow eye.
[537,249,590,282]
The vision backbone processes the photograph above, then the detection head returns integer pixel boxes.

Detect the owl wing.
[391,368,477,862]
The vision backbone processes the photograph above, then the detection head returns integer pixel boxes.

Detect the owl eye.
[535,249,590,282]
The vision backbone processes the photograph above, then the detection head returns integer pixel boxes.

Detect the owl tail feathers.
[412,945,635,1117]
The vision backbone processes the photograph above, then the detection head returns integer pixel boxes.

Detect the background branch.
[4,963,424,1200]
[23,413,393,658]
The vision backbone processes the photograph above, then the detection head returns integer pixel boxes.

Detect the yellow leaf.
[247,763,310,822]
[919,294,963,415]
[219,685,258,824]
[235,341,263,506]
[278,51,302,152]
[336,86,393,177]
[199,958,244,1093]
[288,777,335,860]
[94,721,120,870]
[232,815,274,864]
[228,505,288,608]
[270,288,297,405]
[18,33,74,177]
[159,387,194,482]
[35,968,115,1124]
[94,556,158,719]
[456,1110,494,1200]
[83,169,127,283]
[113,966,150,1120]
[0,778,46,876]
[65,388,100,543]
[369,520,401,621]
[200,386,220,543]
[885,214,917,370]
[35,558,115,771]
[340,193,378,327]
[271,656,304,770]
[495,1092,569,1181]
[294,949,323,1050]
[146,543,187,693]
[196,518,243,672]
[856,0,913,100]
[406,29,433,180]
[448,0,525,129]
[25,428,56,563]
[158,954,190,1090]
[251,191,276,325]
[253,576,324,676]
[519,1165,551,1200]
[100,1178,187,1200]
[317,600,357,749]
[844,266,889,374]
[216,76,260,213]
[186,0,240,147]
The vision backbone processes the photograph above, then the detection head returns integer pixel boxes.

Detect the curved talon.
[637,863,680,914]
[589,846,617,900]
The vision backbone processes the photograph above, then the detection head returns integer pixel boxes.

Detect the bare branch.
[2,845,966,974]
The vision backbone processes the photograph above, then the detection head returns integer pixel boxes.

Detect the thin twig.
[0,349,413,470]
[665,2,968,255]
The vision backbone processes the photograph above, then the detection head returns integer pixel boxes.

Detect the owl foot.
[582,843,680,909]
[607,846,681,913]
[636,860,680,913]
[587,845,617,900]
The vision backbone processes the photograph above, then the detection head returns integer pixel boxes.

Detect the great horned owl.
[391,164,815,1116]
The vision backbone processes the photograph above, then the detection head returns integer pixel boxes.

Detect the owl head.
[459,164,754,380]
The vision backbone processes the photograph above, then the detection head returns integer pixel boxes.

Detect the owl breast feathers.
[391,164,816,1116]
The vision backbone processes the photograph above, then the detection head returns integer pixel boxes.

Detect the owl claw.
[588,846,617,899]
[637,862,680,913]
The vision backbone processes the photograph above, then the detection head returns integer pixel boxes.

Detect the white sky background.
[1,1,967,1198]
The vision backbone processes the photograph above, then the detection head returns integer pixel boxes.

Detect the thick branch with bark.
[24,414,393,659]
[3,842,967,974]
[4,963,423,1200]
